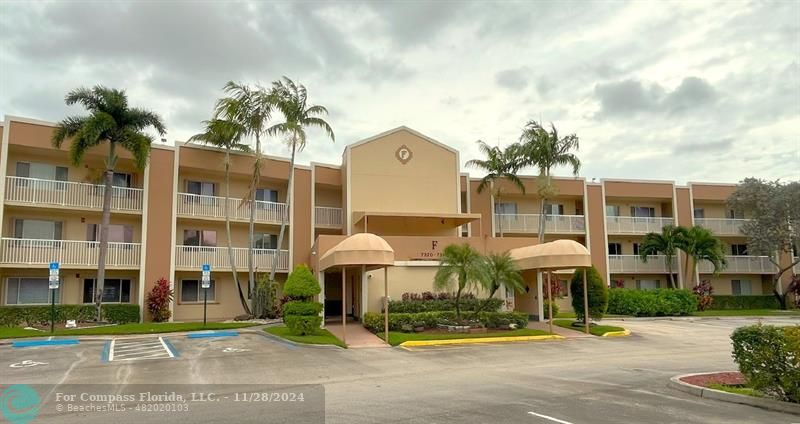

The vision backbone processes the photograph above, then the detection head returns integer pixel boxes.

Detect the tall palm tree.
[433,244,483,320]
[517,121,580,243]
[680,225,727,286]
[477,252,524,311]
[188,119,252,315]
[266,77,334,284]
[52,86,165,321]
[639,225,687,288]
[466,141,524,237]
[215,82,273,304]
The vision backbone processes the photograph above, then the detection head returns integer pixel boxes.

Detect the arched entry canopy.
[319,233,394,345]
[509,240,593,334]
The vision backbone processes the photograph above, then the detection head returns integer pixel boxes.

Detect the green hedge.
[0,304,140,327]
[732,324,800,403]
[710,295,781,310]
[388,297,503,313]
[608,289,696,317]
[283,315,323,335]
[283,301,323,316]
[362,311,528,333]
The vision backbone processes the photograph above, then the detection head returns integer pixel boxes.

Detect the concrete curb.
[605,315,800,322]
[399,334,564,347]
[258,330,345,350]
[669,372,800,416]
[601,329,631,337]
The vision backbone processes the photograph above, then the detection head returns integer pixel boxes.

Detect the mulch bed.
[681,372,746,387]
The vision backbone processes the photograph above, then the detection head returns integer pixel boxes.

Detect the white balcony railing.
[174,246,290,272]
[494,214,586,234]
[314,206,343,227]
[0,238,141,268]
[698,255,777,274]
[177,193,287,224]
[608,255,677,273]
[605,216,674,234]
[694,218,750,235]
[4,176,143,212]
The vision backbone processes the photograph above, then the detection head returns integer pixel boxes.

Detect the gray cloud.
[594,77,719,118]
[495,67,530,91]
[672,137,734,155]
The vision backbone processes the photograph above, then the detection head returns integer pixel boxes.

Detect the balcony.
[605,216,674,234]
[4,176,143,212]
[0,238,141,268]
[698,255,777,274]
[694,218,749,235]
[174,246,289,272]
[494,214,586,234]
[608,255,676,273]
[177,193,287,224]
[315,206,343,228]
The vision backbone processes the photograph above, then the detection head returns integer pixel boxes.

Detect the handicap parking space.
[106,336,177,362]
[1,339,106,382]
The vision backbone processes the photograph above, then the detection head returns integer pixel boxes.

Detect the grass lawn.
[264,326,345,348]
[708,383,763,397]
[553,319,626,337]
[376,328,552,347]
[0,322,258,339]
[693,309,800,317]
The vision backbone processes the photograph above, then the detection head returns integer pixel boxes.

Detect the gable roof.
[344,126,458,155]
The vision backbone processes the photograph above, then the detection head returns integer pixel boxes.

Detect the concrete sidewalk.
[528,320,592,338]
[325,323,389,348]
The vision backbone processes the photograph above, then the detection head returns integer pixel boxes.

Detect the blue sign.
[49,262,59,271]
[202,264,210,272]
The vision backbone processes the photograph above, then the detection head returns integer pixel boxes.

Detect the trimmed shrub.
[0,304,139,327]
[710,295,781,310]
[608,288,696,316]
[543,300,559,319]
[388,297,503,313]
[283,301,323,316]
[570,266,608,321]
[731,324,800,403]
[477,311,528,329]
[283,265,323,336]
[283,264,321,301]
[146,278,173,322]
[362,311,527,333]
[283,315,323,335]
[102,304,140,324]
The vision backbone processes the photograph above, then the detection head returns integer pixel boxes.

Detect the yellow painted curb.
[399,334,564,347]
[601,329,631,337]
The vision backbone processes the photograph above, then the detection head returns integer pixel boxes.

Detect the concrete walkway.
[528,320,592,338]
[325,323,389,348]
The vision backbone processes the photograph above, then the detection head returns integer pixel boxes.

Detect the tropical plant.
[570,266,608,322]
[728,178,800,309]
[188,118,252,315]
[517,121,580,243]
[146,278,174,322]
[433,244,484,320]
[466,141,524,236]
[680,225,727,286]
[52,86,165,321]
[215,81,274,308]
[639,225,687,289]
[266,77,335,285]
[282,264,323,335]
[476,252,524,311]
[692,280,714,311]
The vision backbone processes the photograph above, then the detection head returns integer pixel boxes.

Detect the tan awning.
[510,239,592,271]
[319,233,395,271]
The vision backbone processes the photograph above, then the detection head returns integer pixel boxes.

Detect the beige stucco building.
[0,116,796,322]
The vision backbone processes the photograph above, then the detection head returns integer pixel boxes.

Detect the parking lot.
[2,318,799,423]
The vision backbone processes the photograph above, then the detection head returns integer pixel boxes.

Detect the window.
[180,279,215,302]
[112,172,132,188]
[727,209,744,219]
[731,244,748,256]
[605,205,620,217]
[636,279,659,290]
[253,233,278,250]
[14,219,62,240]
[630,206,655,218]
[16,162,68,181]
[82,279,131,303]
[183,230,217,247]
[543,203,564,215]
[6,277,58,305]
[632,243,640,256]
[256,189,278,203]
[731,279,752,296]
[608,243,622,255]
[494,202,517,215]
[693,208,705,219]
[186,181,215,196]
[86,224,134,243]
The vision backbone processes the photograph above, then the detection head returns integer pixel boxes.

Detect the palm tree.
[266,77,335,284]
[639,225,687,288]
[466,141,524,237]
[477,252,524,311]
[215,82,273,304]
[433,244,483,320]
[52,86,165,321]
[188,119,252,315]
[680,225,727,286]
[517,121,580,243]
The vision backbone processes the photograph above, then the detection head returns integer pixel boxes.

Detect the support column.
[536,271,544,321]
[341,267,346,345]
[546,270,553,334]
[361,264,368,320]
[384,266,389,344]
[319,271,325,329]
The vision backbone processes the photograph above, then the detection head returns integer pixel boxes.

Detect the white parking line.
[108,337,173,362]
[528,411,574,424]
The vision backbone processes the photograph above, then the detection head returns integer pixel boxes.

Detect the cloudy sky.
[1,0,798,184]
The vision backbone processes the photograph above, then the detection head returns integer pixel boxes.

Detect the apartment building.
[0,116,795,322]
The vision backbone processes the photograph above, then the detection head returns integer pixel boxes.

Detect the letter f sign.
[432,240,438,250]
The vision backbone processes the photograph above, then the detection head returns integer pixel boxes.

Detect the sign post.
[201,264,211,327]
[49,262,60,334]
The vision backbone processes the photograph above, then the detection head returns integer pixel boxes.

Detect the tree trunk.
[270,139,296,282]
[455,280,463,321]
[247,134,261,306]
[95,142,115,322]
[538,197,547,244]
[683,254,692,288]
[665,256,675,288]
[225,150,250,315]
[774,288,787,310]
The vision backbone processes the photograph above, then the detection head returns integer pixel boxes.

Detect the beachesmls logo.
[0,384,41,424]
